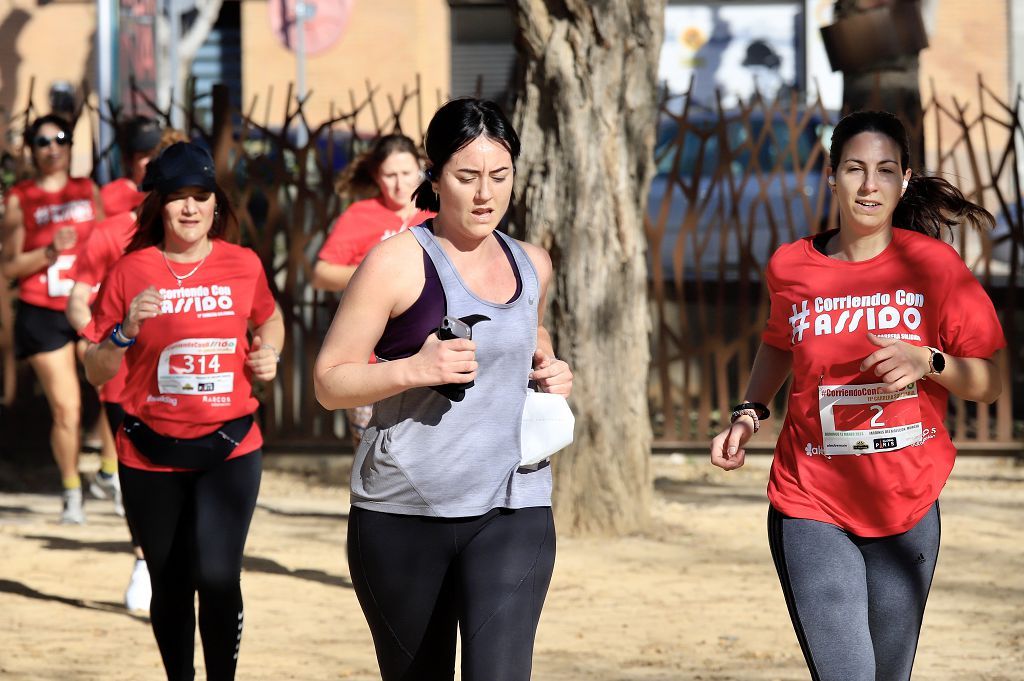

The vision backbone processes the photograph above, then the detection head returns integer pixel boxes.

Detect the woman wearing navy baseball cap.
[85,142,284,680]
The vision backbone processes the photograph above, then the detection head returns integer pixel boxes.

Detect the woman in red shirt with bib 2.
[711,111,1004,681]
[84,142,283,681]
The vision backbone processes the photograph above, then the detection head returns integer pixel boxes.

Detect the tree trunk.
[155,0,224,120]
[834,0,925,167]
[510,0,666,535]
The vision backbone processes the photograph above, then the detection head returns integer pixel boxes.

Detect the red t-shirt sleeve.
[317,212,359,265]
[249,257,277,327]
[761,253,792,350]
[74,231,103,287]
[938,260,1006,358]
[85,264,127,344]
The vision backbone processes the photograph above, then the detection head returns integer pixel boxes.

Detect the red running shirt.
[762,228,1005,537]
[318,198,434,266]
[76,211,137,403]
[87,240,277,471]
[100,178,145,217]
[75,212,136,289]
[5,178,98,310]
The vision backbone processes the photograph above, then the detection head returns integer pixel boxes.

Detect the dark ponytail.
[413,98,520,212]
[415,167,440,212]
[831,110,994,239]
[895,174,994,238]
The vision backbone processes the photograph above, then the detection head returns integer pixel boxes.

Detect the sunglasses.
[33,132,70,148]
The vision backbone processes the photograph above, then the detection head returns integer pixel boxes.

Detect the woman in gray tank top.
[314,98,573,681]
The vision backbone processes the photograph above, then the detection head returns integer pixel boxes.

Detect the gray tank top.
[350,225,553,517]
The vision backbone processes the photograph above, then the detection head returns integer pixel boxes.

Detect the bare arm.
[246,304,286,382]
[930,354,1001,404]
[84,285,161,386]
[522,242,573,397]
[860,333,1002,404]
[84,335,128,386]
[710,342,793,470]
[313,234,477,410]
[66,281,93,332]
[310,260,358,292]
[1,192,22,238]
[0,194,61,280]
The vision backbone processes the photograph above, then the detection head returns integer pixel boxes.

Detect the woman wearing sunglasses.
[1,113,103,523]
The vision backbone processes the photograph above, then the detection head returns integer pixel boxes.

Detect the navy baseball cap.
[140,142,217,194]
[126,123,162,155]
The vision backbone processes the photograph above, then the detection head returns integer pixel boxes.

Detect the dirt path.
[0,454,1021,680]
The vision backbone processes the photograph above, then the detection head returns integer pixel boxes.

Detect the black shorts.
[14,301,79,359]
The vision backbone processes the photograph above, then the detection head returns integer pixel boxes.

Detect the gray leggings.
[768,502,940,681]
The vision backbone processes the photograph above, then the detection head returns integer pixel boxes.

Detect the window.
[449,2,517,108]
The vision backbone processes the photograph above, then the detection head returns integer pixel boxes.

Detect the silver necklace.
[162,246,209,287]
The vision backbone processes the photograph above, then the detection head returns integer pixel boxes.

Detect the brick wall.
[919,0,1009,103]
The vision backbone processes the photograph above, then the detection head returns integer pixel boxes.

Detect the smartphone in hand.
[437,315,472,341]
[433,315,473,401]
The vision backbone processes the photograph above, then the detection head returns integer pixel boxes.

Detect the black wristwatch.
[731,401,770,420]
[925,346,945,375]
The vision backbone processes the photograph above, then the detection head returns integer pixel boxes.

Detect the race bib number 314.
[818,382,923,455]
[157,338,236,396]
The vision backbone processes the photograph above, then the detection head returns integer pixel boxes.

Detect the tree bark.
[510,0,666,535]
[156,0,224,117]
[834,0,925,167]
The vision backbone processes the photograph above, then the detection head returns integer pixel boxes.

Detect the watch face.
[933,350,946,373]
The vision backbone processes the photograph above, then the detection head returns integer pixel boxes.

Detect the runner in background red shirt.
[84,142,283,681]
[100,115,162,217]
[68,126,190,613]
[0,113,102,524]
[311,134,434,444]
[710,111,1005,681]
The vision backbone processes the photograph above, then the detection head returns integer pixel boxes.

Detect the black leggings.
[348,506,556,681]
[120,451,262,681]
[102,401,139,548]
[768,502,941,681]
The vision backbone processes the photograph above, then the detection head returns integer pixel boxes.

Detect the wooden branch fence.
[1,75,1020,453]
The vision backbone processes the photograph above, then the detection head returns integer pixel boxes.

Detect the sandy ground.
[0,453,1021,681]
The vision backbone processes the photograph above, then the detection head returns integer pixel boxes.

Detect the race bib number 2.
[157,338,236,395]
[818,382,923,455]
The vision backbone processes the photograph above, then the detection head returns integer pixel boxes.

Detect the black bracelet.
[732,401,770,420]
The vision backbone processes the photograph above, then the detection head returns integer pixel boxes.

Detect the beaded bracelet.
[730,408,760,433]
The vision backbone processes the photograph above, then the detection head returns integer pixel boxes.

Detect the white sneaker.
[125,559,152,612]
[60,488,86,525]
[89,472,125,517]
